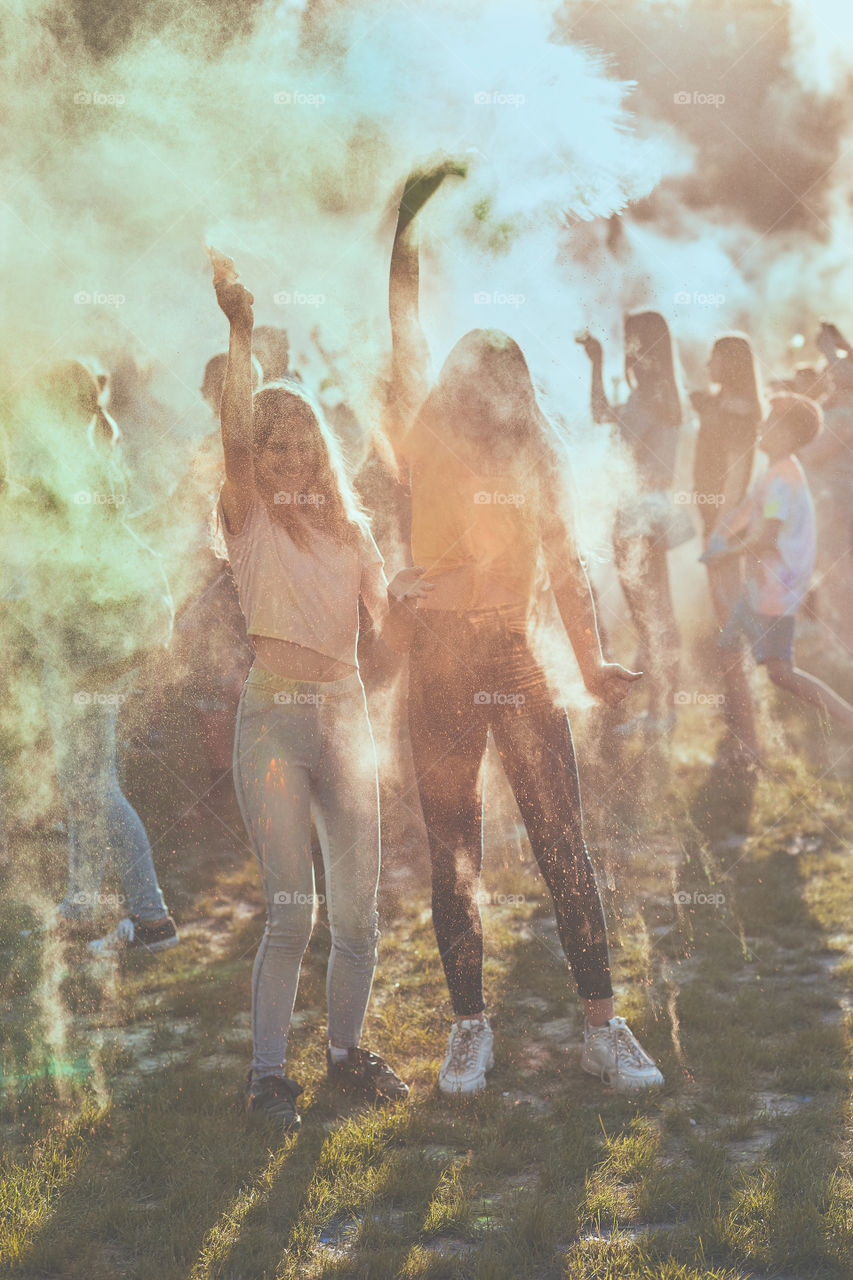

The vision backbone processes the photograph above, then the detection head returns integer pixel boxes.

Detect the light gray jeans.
[233,663,381,1077]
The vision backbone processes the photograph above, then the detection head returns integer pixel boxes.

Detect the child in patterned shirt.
[703,393,853,755]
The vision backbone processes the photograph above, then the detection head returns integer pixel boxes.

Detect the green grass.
[1,693,852,1279]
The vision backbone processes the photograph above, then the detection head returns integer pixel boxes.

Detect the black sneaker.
[326,1046,410,1105]
[246,1070,303,1132]
[86,915,179,957]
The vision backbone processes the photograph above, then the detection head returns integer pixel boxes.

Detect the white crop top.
[219,492,386,665]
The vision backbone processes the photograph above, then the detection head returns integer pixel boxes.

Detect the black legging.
[408,605,613,1016]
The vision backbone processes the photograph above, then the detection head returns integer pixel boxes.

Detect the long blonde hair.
[213,381,371,555]
[410,328,578,551]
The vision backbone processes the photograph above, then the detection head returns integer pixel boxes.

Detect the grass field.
[1,669,852,1280]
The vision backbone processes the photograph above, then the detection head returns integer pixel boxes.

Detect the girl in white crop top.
[212,261,430,1124]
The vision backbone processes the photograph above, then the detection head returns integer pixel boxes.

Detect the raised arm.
[210,251,256,534]
[388,161,466,458]
[576,333,618,425]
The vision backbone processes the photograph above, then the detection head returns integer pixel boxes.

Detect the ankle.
[328,1042,352,1063]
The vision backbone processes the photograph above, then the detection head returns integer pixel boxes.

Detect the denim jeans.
[40,663,168,923]
[232,663,381,1077]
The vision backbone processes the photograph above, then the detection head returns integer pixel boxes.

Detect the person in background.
[799,322,853,648]
[704,393,853,745]
[251,325,291,384]
[579,314,693,738]
[10,359,178,954]
[691,333,763,762]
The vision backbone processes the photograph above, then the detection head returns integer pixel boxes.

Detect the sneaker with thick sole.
[246,1070,303,1132]
[326,1047,409,1105]
[438,1016,495,1095]
[86,915,179,957]
[580,1017,664,1092]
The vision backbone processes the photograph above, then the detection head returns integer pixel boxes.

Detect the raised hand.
[206,244,240,286]
[398,158,468,231]
[575,332,603,363]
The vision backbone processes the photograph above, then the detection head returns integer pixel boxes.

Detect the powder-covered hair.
[623,310,682,428]
[768,392,823,451]
[711,332,763,426]
[212,380,372,556]
[409,328,581,554]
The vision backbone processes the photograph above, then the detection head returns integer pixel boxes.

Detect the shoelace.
[344,1049,394,1082]
[448,1022,485,1073]
[608,1018,654,1068]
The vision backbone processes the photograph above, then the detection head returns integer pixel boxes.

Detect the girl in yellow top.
[386,165,665,1096]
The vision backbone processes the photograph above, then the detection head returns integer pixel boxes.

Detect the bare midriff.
[250,635,357,681]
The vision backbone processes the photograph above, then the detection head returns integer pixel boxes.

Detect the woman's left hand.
[388,566,434,603]
[584,661,643,708]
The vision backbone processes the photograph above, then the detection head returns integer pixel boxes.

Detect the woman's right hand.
[388,565,434,603]
[398,158,467,228]
[575,333,603,363]
[215,280,254,328]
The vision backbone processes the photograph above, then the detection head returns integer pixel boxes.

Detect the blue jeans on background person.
[232,663,381,1078]
[40,663,169,924]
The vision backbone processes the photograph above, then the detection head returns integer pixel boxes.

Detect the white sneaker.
[438,1017,495,1095]
[87,915,179,957]
[580,1017,664,1092]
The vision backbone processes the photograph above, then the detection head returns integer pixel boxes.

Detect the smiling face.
[252,387,325,503]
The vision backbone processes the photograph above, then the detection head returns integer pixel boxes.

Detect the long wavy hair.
[711,333,763,425]
[408,328,578,548]
[214,381,371,555]
[623,311,682,428]
[412,329,552,452]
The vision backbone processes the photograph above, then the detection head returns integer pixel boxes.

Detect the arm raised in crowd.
[211,249,256,535]
[388,160,466,457]
[577,333,619,425]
